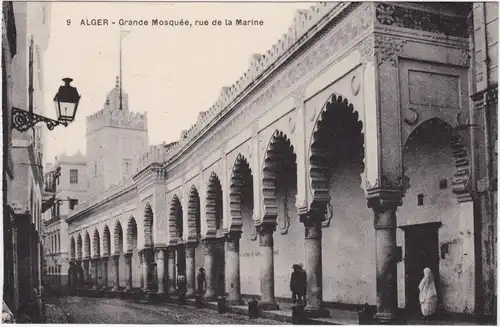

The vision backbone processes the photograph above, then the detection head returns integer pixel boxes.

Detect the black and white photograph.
[1,1,498,325]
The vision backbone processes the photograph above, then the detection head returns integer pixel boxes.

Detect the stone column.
[257,223,279,310]
[167,247,176,294]
[156,248,166,294]
[112,255,120,291]
[83,259,90,286]
[124,253,132,291]
[225,231,243,305]
[301,211,329,317]
[185,243,196,297]
[368,197,400,323]
[76,260,83,288]
[203,238,217,301]
[142,248,153,292]
[71,261,78,291]
[91,258,99,289]
[101,257,108,289]
[68,261,76,292]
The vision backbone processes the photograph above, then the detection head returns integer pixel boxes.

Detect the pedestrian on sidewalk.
[197,268,206,295]
[177,271,187,296]
[290,264,307,305]
[418,267,438,319]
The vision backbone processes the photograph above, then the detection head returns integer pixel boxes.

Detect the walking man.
[290,264,307,305]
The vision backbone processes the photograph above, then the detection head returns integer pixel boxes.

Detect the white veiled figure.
[418,267,438,317]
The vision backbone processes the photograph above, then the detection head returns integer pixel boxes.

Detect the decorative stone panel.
[375,3,469,38]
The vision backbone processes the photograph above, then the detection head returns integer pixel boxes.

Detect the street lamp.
[12,78,81,132]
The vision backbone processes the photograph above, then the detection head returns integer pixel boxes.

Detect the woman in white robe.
[418,267,438,318]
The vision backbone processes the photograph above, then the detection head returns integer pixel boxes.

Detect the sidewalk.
[180,295,479,325]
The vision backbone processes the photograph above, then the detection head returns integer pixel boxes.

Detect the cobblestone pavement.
[51,296,288,324]
[45,302,70,323]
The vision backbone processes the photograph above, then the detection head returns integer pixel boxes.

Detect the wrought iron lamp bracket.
[12,107,68,132]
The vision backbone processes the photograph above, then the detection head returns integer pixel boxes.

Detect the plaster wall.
[240,204,260,295]
[194,243,205,290]
[131,239,141,288]
[322,159,375,305]
[273,190,304,299]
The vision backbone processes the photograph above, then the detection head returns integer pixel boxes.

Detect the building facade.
[65,2,497,323]
[2,1,52,321]
[42,152,87,292]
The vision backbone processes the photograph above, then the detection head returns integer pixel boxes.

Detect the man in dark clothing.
[290,264,307,305]
[197,268,206,295]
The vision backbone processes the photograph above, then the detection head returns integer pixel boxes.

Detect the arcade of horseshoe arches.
[65,2,498,322]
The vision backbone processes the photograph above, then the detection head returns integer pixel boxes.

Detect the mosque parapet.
[86,108,148,135]
[137,143,167,171]
[152,2,341,164]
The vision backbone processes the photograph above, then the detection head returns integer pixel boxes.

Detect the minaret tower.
[85,77,148,195]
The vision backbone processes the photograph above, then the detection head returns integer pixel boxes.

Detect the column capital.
[185,244,196,258]
[303,219,322,240]
[202,237,220,245]
[167,246,176,259]
[225,230,242,241]
[155,246,167,253]
[202,238,217,255]
[225,231,242,252]
[256,222,276,235]
[367,196,401,214]
[299,208,324,226]
[155,248,165,261]
[256,222,276,247]
[368,197,400,230]
[124,253,132,264]
[185,241,198,249]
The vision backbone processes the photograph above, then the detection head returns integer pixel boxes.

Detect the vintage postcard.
[2,1,497,325]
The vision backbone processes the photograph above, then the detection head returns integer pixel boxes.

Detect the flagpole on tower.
[119,30,130,111]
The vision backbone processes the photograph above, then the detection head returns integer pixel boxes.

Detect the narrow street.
[46,296,288,324]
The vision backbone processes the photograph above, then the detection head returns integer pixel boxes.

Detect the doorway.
[400,222,441,316]
[176,245,186,277]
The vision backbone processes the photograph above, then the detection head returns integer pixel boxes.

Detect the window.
[123,159,132,174]
[69,199,79,210]
[70,169,78,184]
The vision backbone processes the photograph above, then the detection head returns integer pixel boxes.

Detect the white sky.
[43,1,313,164]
